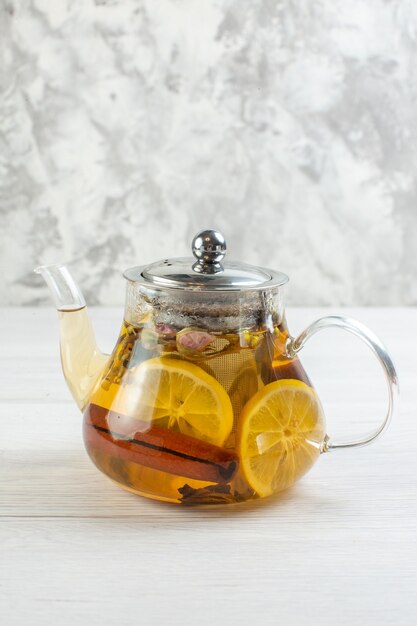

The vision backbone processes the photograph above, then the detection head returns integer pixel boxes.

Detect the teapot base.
[84,436,257,506]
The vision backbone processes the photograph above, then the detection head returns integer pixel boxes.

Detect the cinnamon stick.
[84,403,238,484]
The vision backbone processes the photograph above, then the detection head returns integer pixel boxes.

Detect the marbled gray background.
[1,0,416,306]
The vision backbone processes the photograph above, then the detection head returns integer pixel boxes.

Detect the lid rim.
[123,262,289,292]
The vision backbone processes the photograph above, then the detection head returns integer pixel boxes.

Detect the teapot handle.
[286,316,399,452]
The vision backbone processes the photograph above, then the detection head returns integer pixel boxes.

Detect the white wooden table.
[1,307,416,626]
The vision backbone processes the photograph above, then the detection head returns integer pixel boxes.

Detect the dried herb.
[101,325,140,389]
[178,483,248,505]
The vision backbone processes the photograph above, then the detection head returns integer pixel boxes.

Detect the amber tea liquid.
[80,316,313,505]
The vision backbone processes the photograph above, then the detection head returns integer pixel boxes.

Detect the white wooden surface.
[1,307,416,626]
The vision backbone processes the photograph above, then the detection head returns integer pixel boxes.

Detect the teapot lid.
[123,229,288,292]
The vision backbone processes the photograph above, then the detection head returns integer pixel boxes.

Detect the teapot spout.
[34,265,108,411]
[34,264,86,311]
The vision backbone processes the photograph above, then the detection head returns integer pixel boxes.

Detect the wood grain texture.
[0,307,416,626]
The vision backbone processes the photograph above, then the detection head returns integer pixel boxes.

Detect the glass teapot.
[36,229,398,505]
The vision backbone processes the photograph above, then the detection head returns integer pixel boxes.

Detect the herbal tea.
[82,317,325,504]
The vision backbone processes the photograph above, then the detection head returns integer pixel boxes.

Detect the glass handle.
[286,316,399,452]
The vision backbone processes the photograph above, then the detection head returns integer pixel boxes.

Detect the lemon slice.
[237,379,326,497]
[132,357,233,446]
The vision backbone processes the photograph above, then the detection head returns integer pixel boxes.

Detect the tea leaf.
[178,483,247,505]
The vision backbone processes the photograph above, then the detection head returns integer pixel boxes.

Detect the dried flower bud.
[240,329,262,348]
[155,323,177,338]
[176,328,216,355]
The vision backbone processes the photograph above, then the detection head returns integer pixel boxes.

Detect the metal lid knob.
[192,229,226,274]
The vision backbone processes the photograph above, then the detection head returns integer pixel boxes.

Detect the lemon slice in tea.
[237,379,326,497]
[132,357,233,446]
